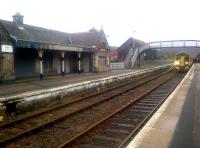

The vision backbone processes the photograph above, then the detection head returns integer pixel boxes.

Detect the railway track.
[0,68,183,148]
[62,73,185,148]
[0,68,166,146]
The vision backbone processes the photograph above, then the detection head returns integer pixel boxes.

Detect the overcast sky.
[0,0,200,46]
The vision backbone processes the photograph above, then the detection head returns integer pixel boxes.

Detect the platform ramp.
[124,47,135,68]
[131,48,139,68]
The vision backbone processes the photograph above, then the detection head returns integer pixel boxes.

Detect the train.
[174,52,192,72]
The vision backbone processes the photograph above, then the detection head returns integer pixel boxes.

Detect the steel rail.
[0,67,164,129]
[0,69,170,146]
[118,74,184,148]
[57,71,177,147]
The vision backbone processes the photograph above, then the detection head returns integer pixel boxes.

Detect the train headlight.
[185,61,189,65]
[174,61,180,65]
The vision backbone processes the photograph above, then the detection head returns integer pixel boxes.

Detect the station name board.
[1,45,13,53]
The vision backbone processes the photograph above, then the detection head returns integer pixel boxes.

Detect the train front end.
[174,53,191,72]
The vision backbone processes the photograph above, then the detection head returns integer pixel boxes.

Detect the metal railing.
[139,40,200,53]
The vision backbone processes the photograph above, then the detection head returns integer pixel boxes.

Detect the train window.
[185,56,189,61]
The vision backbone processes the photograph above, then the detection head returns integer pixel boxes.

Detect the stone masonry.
[0,53,15,81]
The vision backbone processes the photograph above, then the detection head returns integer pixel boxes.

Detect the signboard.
[1,45,13,53]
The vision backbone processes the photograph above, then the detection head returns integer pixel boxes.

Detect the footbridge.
[128,40,200,68]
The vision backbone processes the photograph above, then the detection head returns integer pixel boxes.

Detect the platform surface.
[0,69,138,98]
[127,64,200,148]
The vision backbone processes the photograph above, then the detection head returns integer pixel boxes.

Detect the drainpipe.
[78,51,81,74]
[61,51,65,76]
[37,49,43,79]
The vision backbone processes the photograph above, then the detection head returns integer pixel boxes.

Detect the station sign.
[1,45,13,53]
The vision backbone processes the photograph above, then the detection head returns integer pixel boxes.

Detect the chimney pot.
[12,12,24,26]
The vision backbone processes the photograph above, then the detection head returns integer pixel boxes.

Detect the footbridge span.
[127,40,200,68]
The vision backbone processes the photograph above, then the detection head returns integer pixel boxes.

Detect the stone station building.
[0,13,110,81]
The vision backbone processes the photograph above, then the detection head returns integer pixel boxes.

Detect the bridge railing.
[138,40,200,54]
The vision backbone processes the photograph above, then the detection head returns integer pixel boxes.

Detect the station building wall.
[0,52,15,81]
[39,51,92,75]
[82,53,90,72]
[1,47,105,81]
[13,47,93,79]
[0,24,15,81]
[64,53,70,73]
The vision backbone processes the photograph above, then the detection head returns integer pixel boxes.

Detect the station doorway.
[14,48,37,79]
[69,52,78,73]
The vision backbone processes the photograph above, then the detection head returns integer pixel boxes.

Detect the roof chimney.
[12,12,24,26]
[89,27,97,32]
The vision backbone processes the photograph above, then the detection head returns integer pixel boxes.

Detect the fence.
[110,62,125,69]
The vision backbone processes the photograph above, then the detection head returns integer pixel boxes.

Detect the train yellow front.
[174,52,192,72]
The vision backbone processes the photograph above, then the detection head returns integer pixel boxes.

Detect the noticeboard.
[1,45,13,53]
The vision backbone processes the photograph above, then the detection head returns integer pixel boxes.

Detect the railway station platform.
[0,64,172,116]
[0,69,136,98]
[127,64,200,148]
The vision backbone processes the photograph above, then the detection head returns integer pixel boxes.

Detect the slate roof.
[0,19,71,45]
[0,18,108,50]
[69,31,100,48]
